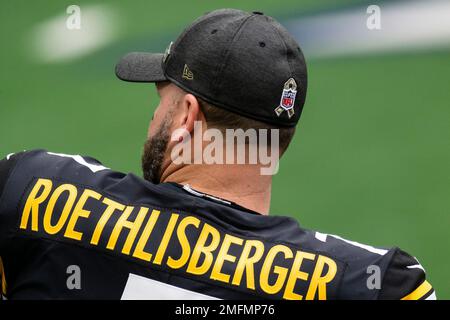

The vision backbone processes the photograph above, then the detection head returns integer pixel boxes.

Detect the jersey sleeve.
[0,152,26,207]
[0,151,27,300]
[379,248,436,300]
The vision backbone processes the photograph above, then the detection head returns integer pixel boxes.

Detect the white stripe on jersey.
[47,152,109,173]
[315,231,388,255]
[407,264,426,272]
[121,273,220,300]
[425,291,437,300]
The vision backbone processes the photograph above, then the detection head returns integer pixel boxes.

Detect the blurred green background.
[1,0,449,298]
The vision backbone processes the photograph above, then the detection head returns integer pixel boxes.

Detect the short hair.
[197,98,296,155]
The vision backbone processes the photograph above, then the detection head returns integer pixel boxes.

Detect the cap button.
[252,11,264,15]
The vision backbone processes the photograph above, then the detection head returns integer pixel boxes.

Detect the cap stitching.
[172,14,210,48]
[166,12,218,66]
[211,13,257,95]
[267,19,294,78]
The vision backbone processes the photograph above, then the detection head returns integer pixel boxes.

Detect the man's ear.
[182,93,200,134]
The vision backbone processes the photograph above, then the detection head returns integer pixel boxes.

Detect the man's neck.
[160,164,272,215]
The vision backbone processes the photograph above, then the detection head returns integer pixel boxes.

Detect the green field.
[1,0,449,298]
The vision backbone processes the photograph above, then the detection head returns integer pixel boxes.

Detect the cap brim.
[115,52,167,82]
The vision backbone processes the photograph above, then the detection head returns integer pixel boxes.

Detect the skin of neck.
[161,162,273,215]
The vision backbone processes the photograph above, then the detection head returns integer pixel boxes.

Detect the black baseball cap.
[115,8,307,127]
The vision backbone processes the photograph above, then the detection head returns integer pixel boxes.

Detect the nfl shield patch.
[275,78,297,118]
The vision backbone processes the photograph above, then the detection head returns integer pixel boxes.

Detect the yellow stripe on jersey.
[401,280,433,300]
[0,256,6,295]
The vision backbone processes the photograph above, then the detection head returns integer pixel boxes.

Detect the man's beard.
[141,116,172,184]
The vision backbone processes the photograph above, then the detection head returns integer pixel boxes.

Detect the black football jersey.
[0,150,435,300]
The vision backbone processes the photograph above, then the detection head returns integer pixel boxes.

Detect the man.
[0,9,435,300]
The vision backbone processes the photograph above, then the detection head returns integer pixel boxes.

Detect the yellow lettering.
[167,216,200,269]
[187,223,221,276]
[211,234,243,283]
[132,209,160,261]
[90,197,125,245]
[122,207,149,255]
[64,189,101,240]
[232,239,265,289]
[306,255,337,300]
[43,184,77,235]
[260,245,293,295]
[153,213,179,265]
[20,179,53,231]
[107,206,148,253]
[283,250,316,300]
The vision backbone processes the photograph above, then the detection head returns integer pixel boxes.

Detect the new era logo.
[182,64,194,80]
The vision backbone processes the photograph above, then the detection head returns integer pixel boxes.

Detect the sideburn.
[141,115,172,183]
